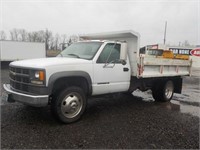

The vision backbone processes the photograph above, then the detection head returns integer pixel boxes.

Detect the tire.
[152,80,174,102]
[152,82,161,101]
[51,86,87,123]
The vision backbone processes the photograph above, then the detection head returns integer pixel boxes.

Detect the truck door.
[93,43,131,95]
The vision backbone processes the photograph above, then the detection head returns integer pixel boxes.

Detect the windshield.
[57,42,103,60]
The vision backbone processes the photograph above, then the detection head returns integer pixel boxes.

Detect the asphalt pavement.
[1,62,199,149]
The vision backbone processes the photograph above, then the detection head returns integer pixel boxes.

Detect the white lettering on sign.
[169,48,192,55]
[179,50,189,55]
[194,51,200,55]
[172,49,178,54]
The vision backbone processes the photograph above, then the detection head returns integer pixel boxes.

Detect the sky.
[0,0,199,46]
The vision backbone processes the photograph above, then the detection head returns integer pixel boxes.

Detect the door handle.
[123,68,129,72]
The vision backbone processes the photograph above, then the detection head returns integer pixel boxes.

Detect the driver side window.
[97,43,121,63]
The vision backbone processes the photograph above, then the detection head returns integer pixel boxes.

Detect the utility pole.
[163,21,167,45]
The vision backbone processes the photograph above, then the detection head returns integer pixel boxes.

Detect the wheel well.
[51,77,90,96]
[152,77,182,94]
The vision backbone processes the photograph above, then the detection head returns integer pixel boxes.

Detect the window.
[58,42,103,60]
[97,43,121,63]
[140,47,146,54]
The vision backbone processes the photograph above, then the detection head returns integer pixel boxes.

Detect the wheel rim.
[61,92,83,118]
[165,81,174,99]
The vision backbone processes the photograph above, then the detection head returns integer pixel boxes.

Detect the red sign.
[190,48,200,57]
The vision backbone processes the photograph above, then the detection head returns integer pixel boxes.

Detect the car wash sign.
[169,47,200,57]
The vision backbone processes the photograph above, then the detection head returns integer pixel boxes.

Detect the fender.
[48,71,92,95]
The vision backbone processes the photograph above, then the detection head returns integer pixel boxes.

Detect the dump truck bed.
[136,56,192,78]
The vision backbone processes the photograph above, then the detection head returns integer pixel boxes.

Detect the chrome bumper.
[3,84,49,107]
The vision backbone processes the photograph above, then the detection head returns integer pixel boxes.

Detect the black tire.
[51,86,87,123]
[152,80,174,102]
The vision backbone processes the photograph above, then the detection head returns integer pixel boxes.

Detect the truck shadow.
[84,94,181,121]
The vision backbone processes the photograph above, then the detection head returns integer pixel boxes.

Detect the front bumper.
[3,84,49,107]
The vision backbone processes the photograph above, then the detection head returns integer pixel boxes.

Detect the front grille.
[9,66,30,92]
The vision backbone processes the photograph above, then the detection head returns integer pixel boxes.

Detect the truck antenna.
[164,21,167,45]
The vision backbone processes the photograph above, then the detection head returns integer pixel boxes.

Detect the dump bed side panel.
[136,56,192,78]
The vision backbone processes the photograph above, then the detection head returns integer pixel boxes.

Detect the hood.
[10,57,91,68]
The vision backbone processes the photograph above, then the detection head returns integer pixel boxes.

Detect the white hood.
[10,57,91,68]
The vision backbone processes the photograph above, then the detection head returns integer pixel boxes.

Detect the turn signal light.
[39,71,44,81]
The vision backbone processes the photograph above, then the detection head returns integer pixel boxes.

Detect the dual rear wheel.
[152,80,174,102]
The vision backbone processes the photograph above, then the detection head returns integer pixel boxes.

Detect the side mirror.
[120,42,128,65]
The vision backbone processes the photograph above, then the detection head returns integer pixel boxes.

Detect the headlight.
[34,71,45,81]
[30,70,45,85]
[35,71,40,78]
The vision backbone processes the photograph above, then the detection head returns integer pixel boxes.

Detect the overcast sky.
[1,0,199,46]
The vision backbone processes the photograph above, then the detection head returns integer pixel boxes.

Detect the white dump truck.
[0,41,45,61]
[3,30,191,123]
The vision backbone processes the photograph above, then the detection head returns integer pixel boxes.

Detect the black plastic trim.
[48,71,92,95]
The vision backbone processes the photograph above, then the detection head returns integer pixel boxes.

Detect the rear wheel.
[163,80,174,101]
[51,86,87,123]
[152,80,174,102]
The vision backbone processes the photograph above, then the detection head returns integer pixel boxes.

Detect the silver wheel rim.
[165,81,174,99]
[61,92,83,118]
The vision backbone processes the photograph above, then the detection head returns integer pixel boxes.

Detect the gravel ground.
[1,62,199,149]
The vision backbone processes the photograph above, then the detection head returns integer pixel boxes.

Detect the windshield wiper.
[67,54,80,58]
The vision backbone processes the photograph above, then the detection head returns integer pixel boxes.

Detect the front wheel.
[51,86,87,123]
[152,80,174,102]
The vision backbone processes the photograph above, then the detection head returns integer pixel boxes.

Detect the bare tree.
[10,30,14,40]
[26,29,53,50]
[26,31,45,43]
[60,34,68,50]
[70,35,79,43]
[0,30,7,40]
[18,29,28,41]
[28,32,38,42]
[37,30,46,42]
[44,29,52,50]
[10,29,20,41]
[49,36,54,50]
[54,33,60,50]
[66,35,78,46]
[6,28,79,51]
[61,34,67,43]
